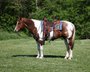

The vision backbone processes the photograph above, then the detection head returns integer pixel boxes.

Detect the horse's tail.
[71,25,75,49]
[72,25,75,42]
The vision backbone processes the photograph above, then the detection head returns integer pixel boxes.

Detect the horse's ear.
[43,16,47,21]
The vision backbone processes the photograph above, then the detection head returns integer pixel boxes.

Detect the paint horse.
[14,17,75,60]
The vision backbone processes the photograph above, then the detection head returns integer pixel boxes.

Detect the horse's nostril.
[14,28,18,32]
[14,29,17,32]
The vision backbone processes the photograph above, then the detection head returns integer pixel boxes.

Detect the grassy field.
[0,39,90,72]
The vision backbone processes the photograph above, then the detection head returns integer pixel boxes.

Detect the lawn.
[0,39,90,72]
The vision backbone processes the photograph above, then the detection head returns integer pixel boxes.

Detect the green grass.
[0,31,29,40]
[0,39,90,72]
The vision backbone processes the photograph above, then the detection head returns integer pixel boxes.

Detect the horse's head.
[14,17,25,32]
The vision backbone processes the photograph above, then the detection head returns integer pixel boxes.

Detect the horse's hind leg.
[64,39,70,59]
[64,38,74,60]
[68,25,75,60]
[36,42,40,58]
[36,42,44,59]
[68,38,74,60]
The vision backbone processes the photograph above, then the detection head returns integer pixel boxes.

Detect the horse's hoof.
[68,57,72,60]
[39,57,43,59]
[36,56,40,58]
[64,57,68,59]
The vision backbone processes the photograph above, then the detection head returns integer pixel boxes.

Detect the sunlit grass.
[0,39,90,72]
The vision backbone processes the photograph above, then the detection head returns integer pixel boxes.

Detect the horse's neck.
[31,19,43,34]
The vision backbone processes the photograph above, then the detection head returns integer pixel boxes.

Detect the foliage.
[0,31,29,40]
[0,0,90,39]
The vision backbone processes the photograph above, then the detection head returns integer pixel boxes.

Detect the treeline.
[0,0,90,39]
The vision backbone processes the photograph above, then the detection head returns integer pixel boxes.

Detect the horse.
[14,17,75,60]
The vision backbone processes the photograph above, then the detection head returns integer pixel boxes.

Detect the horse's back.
[61,20,75,31]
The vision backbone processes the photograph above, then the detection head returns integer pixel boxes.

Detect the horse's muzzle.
[14,28,18,32]
[14,29,21,36]
[14,29,16,32]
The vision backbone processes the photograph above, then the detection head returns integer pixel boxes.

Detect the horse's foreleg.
[36,42,44,59]
[39,44,44,59]
[36,42,40,58]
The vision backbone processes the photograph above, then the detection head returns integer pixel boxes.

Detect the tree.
[0,0,90,39]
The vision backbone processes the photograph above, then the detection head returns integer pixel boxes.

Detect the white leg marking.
[36,42,44,59]
[68,49,73,60]
[64,39,69,59]
[36,42,40,58]
[39,44,43,59]
[65,50,69,59]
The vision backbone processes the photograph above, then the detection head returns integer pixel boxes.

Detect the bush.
[0,31,29,40]
[0,14,17,32]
